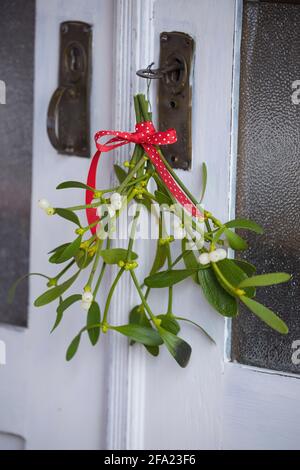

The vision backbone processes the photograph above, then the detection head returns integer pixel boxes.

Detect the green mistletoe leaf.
[239,272,291,288]
[99,248,138,264]
[144,269,197,288]
[233,259,256,277]
[144,345,160,357]
[48,242,71,255]
[129,305,159,356]
[198,267,237,317]
[214,259,255,298]
[182,239,198,270]
[156,314,180,335]
[75,249,94,269]
[181,239,204,283]
[87,302,101,346]
[150,241,168,275]
[154,190,172,206]
[66,334,81,361]
[56,236,82,263]
[51,294,82,333]
[157,327,192,368]
[112,324,163,346]
[114,164,127,183]
[225,218,264,234]
[49,243,71,263]
[240,296,288,334]
[34,271,80,307]
[224,228,248,251]
[199,162,207,203]
[56,181,94,191]
[55,208,81,227]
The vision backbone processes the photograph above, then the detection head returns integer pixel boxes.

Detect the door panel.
[0,0,113,449]
[232,0,300,375]
[142,0,236,450]
[224,0,300,450]
[136,0,300,450]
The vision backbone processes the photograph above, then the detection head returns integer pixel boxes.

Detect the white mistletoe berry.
[38,198,50,210]
[82,291,93,303]
[198,253,210,265]
[174,226,186,240]
[209,251,220,263]
[110,192,122,210]
[215,248,227,261]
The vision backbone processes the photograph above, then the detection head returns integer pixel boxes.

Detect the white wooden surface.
[223,363,300,450]
[0,0,114,450]
[139,0,235,450]
[1,0,299,451]
[113,0,300,450]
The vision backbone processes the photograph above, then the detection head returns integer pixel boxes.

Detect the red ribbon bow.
[86,121,202,234]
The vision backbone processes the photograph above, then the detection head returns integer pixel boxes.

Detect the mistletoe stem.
[102,268,124,328]
[55,259,75,282]
[93,238,110,297]
[171,250,189,268]
[166,244,173,315]
[81,219,99,233]
[119,156,146,193]
[130,270,156,322]
[67,201,102,211]
[87,239,102,288]
[93,262,106,297]
[211,262,238,297]
[144,286,151,301]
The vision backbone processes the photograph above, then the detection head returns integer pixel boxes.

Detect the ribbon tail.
[86,150,101,235]
[142,144,202,219]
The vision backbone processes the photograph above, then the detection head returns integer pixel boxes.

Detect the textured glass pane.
[231,1,300,373]
[0,0,35,326]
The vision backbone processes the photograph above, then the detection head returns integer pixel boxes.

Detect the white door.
[106,0,300,450]
[0,0,114,450]
[1,0,300,451]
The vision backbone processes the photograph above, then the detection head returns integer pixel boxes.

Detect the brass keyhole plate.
[159,32,194,170]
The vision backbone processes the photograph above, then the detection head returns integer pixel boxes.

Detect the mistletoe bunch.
[10,94,291,368]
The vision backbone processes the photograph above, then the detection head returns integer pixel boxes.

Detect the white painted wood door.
[107,0,300,450]
[0,0,114,450]
[1,0,300,451]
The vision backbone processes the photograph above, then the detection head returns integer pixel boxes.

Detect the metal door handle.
[46,21,92,158]
[47,86,69,152]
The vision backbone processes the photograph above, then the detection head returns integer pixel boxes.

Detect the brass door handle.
[46,21,92,158]
[47,86,69,152]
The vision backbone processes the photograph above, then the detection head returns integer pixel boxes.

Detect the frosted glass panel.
[231,1,300,373]
[0,0,35,326]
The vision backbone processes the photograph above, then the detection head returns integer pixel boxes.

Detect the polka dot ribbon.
[86,121,203,233]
